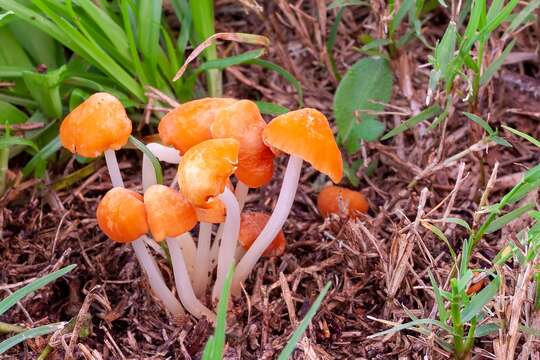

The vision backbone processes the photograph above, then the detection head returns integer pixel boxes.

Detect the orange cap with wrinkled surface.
[144,185,197,242]
[210,100,274,188]
[262,108,343,183]
[317,185,368,218]
[60,92,132,158]
[158,98,237,154]
[239,212,286,257]
[96,187,148,243]
[178,138,239,209]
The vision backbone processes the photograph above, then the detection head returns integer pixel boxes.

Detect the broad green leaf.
[8,19,59,68]
[0,101,27,124]
[382,105,442,140]
[463,112,494,135]
[256,101,289,116]
[486,203,536,234]
[462,276,500,322]
[22,66,64,119]
[277,282,332,360]
[0,323,66,354]
[248,59,304,107]
[137,0,162,85]
[0,264,75,315]
[333,57,393,152]
[128,136,163,185]
[0,136,38,152]
[480,39,515,85]
[343,158,363,187]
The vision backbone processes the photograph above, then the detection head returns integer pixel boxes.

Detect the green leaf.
[333,57,393,152]
[343,158,363,187]
[8,19,59,68]
[128,136,163,185]
[0,322,66,354]
[443,217,472,232]
[480,39,515,85]
[0,136,38,152]
[255,101,289,116]
[22,67,64,119]
[475,322,500,337]
[277,282,332,360]
[22,135,61,178]
[0,10,14,27]
[0,100,28,125]
[193,49,265,75]
[424,223,457,262]
[0,27,33,68]
[502,125,540,149]
[506,0,540,34]
[462,276,500,322]
[137,0,162,85]
[390,0,415,35]
[486,203,536,234]
[327,0,367,9]
[0,264,75,316]
[326,7,345,81]
[382,105,442,140]
[248,59,304,107]
[429,271,448,324]
[463,112,494,135]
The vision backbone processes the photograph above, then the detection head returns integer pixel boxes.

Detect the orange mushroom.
[96,187,184,317]
[317,185,369,218]
[143,185,215,321]
[96,187,148,243]
[60,92,131,187]
[232,108,342,295]
[238,212,286,257]
[158,98,236,154]
[177,138,241,301]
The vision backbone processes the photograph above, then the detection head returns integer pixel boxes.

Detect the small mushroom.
[317,185,369,218]
[158,97,236,154]
[232,108,342,295]
[210,100,275,210]
[60,92,131,187]
[96,187,184,318]
[236,212,286,261]
[144,184,216,321]
[178,138,241,301]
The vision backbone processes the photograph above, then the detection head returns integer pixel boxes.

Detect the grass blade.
[0,264,75,316]
[480,39,515,86]
[277,282,332,360]
[137,0,163,85]
[128,136,163,185]
[21,135,61,178]
[462,276,500,322]
[326,7,345,81]
[502,125,540,149]
[382,104,442,140]
[485,203,536,234]
[256,101,289,116]
[0,323,66,354]
[193,49,265,75]
[0,136,38,152]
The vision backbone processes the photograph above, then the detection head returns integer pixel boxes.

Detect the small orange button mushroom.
[232,108,343,295]
[238,212,286,258]
[178,138,241,301]
[317,185,369,218]
[210,100,275,209]
[97,187,184,317]
[144,185,215,321]
[158,98,237,154]
[60,92,132,187]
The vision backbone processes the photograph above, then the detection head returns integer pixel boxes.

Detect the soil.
[1,1,540,359]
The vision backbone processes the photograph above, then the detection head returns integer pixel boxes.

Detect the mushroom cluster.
[60,92,344,321]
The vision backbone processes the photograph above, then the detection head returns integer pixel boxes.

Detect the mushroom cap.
[210,100,274,188]
[158,98,237,154]
[239,212,286,257]
[196,200,226,223]
[96,187,148,243]
[144,185,198,242]
[317,185,369,218]
[60,92,132,158]
[178,138,239,209]
[262,108,343,183]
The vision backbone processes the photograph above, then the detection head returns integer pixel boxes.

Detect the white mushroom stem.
[102,149,183,315]
[208,224,224,270]
[193,222,212,298]
[231,155,303,296]
[104,149,124,187]
[212,187,241,301]
[132,236,185,317]
[234,181,250,211]
[167,235,216,322]
[142,143,181,191]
